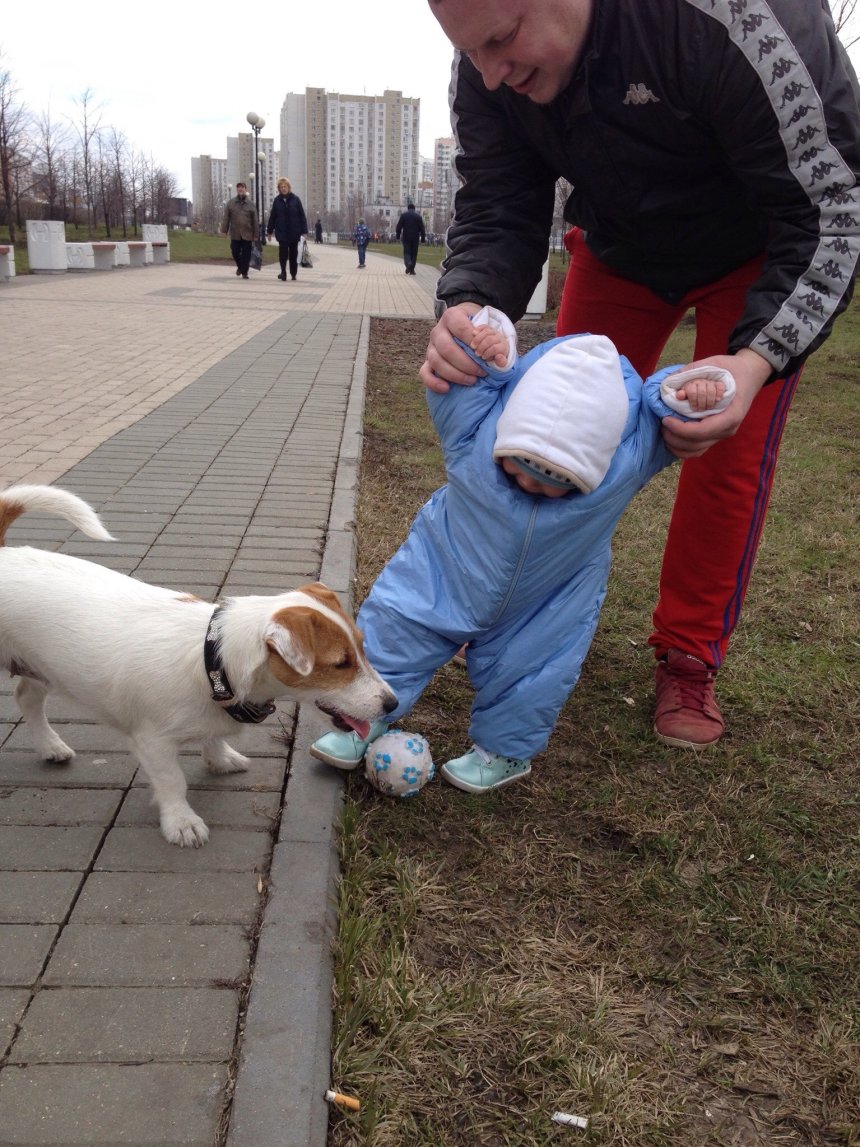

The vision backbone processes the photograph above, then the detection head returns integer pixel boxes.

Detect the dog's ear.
[265,612,315,677]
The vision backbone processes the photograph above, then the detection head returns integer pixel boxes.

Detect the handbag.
[249,243,262,272]
[300,238,313,268]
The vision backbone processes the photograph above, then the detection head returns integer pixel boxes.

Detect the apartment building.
[433,137,456,235]
[190,155,228,230]
[279,87,421,222]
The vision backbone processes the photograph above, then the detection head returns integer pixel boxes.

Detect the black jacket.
[437,0,860,377]
[396,208,426,244]
[267,192,308,244]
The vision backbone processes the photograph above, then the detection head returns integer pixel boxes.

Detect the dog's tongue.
[343,715,371,740]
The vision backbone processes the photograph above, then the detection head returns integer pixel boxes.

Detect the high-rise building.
[227,133,279,217]
[414,155,434,215]
[433,137,456,234]
[190,155,229,230]
[279,88,420,223]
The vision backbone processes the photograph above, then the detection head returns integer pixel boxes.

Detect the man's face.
[429,0,590,104]
[236,185,247,199]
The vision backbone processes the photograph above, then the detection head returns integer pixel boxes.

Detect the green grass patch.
[327,315,860,1145]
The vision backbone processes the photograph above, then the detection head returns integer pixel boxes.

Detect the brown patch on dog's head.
[296,581,344,613]
[176,593,203,603]
[265,603,362,690]
[0,498,26,547]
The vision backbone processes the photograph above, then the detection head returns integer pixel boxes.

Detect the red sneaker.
[654,649,725,748]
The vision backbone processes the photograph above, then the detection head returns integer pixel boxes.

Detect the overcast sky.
[4,4,860,203]
[0,0,457,199]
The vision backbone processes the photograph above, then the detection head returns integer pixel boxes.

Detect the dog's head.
[262,582,397,738]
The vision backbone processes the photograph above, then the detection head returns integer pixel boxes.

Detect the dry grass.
[328,315,860,1146]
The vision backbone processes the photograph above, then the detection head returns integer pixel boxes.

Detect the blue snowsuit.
[358,335,687,759]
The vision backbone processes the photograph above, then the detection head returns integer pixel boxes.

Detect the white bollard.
[26,220,67,273]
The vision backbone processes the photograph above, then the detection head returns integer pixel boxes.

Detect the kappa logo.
[623,83,660,106]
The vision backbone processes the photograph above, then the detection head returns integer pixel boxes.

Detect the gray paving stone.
[0,925,57,987]
[118,788,280,829]
[130,759,287,797]
[0,787,123,826]
[0,872,82,923]
[0,1062,228,1144]
[43,924,250,987]
[4,723,135,754]
[0,752,137,788]
[94,827,272,873]
[10,986,240,1063]
[0,690,19,717]
[0,988,29,1049]
[70,871,262,925]
[0,826,104,871]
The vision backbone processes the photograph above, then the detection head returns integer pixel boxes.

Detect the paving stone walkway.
[0,243,437,1144]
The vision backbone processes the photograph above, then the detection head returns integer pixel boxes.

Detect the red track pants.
[558,228,801,669]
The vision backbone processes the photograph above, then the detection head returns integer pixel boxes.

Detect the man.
[221,183,258,280]
[396,201,427,274]
[422,0,860,748]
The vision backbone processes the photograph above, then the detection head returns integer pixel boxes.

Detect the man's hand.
[661,349,772,459]
[419,303,487,393]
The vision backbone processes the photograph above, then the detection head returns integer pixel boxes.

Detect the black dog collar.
[204,606,276,724]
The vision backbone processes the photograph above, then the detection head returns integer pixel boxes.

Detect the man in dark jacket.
[423,0,860,748]
[266,178,309,281]
[396,202,426,274]
[221,182,258,280]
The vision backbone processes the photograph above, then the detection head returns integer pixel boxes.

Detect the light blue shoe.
[309,720,389,771]
[440,745,532,794]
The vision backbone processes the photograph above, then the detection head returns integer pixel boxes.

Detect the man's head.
[236,182,247,198]
[428,0,591,104]
[407,202,415,210]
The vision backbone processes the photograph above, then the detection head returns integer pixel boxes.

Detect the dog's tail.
[0,485,115,546]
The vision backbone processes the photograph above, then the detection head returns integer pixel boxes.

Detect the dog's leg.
[15,678,75,762]
[130,728,209,848]
[203,738,251,775]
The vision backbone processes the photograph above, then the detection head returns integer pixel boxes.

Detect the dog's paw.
[160,808,210,848]
[205,745,251,775]
[38,736,75,763]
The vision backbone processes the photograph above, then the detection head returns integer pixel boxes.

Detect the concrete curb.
[226,316,371,1146]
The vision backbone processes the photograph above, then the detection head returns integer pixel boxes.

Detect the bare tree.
[0,53,29,244]
[33,105,69,218]
[106,128,129,236]
[833,0,860,48]
[126,148,145,234]
[70,88,103,236]
[95,135,112,236]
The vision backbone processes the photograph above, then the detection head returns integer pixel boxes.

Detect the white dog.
[0,485,397,847]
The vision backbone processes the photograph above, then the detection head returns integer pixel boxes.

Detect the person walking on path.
[422,0,860,749]
[314,218,323,244]
[221,182,258,280]
[311,306,731,792]
[352,219,371,268]
[266,177,309,281]
[396,201,426,274]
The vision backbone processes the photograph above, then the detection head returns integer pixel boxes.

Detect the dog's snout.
[382,689,398,715]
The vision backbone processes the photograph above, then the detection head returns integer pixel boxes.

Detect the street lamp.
[246,111,266,243]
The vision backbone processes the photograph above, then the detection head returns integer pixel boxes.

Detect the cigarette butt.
[325,1089,360,1111]
[551,1111,589,1129]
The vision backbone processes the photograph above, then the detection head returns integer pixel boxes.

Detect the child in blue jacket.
[311,308,732,793]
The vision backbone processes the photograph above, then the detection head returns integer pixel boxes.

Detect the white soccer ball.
[364,730,435,799]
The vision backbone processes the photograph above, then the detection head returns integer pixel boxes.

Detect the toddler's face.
[500,457,571,498]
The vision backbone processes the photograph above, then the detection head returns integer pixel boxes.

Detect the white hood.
[492,334,628,494]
